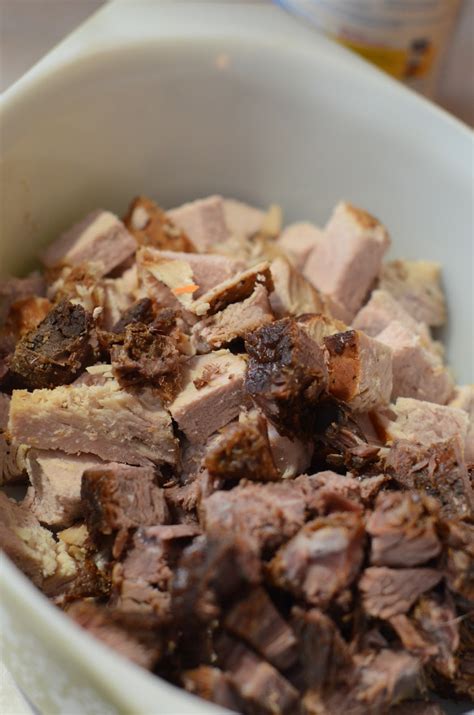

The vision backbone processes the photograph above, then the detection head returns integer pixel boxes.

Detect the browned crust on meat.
[324,330,360,402]
[124,196,195,252]
[195,263,274,316]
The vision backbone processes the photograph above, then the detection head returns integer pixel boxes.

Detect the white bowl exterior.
[0,1,473,713]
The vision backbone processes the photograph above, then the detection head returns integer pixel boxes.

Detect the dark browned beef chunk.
[112,297,154,333]
[245,318,331,438]
[110,322,182,400]
[9,300,92,388]
[204,417,279,482]
[438,519,474,603]
[366,492,441,567]
[224,588,298,670]
[81,464,169,538]
[182,666,241,712]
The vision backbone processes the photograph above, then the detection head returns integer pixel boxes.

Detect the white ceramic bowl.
[1,1,473,712]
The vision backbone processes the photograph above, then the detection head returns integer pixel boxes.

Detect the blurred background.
[0,0,473,125]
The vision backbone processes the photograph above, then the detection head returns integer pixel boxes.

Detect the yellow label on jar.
[335,36,436,81]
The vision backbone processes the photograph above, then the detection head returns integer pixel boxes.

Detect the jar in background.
[276,0,462,97]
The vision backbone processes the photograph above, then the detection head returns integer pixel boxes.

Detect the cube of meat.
[277,222,324,270]
[269,257,326,318]
[268,512,365,607]
[223,198,265,239]
[9,377,178,467]
[378,397,469,446]
[182,666,241,711]
[168,350,246,443]
[123,195,195,252]
[376,320,454,404]
[298,312,347,344]
[201,482,306,554]
[303,202,390,319]
[379,259,446,326]
[324,329,393,411]
[136,247,197,310]
[9,300,93,390]
[168,195,229,252]
[224,587,298,670]
[366,492,441,567]
[0,491,62,587]
[352,289,440,356]
[359,567,442,619]
[149,250,245,296]
[192,261,273,317]
[82,464,168,537]
[41,210,137,276]
[192,284,273,352]
[0,393,28,485]
[25,450,105,528]
[449,385,474,463]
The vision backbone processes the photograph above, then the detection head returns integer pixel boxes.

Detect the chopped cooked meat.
[376,320,454,405]
[412,594,459,680]
[269,512,365,606]
[81,464,169,537]
[0,273,46,325]
[269,257,326,318]
[295,471,385,513]
[378,397,469,447]
[168,350,246,443]
[3,296,52,339]
[277,222,324,270]
[110,322,182,400]
[192,261,273,317]
[111,297,155,333]
[359,567,442,619]
[0,491,66,587]
[449,385,474,463]
[384,437,474,519]
[201,482,306,555]
[136,247,198,310]
[245,318,328,437]
[47,263,107,315]
[182,666,241,711]
[9,377,178,467]
[450,613,474,700]
[324,329,393,411]
[171,535,261,624]
[192,284,273,352]
[9,300,93,389]
[154,250,245,296]
[167,195,229,252]
[303,202,390,319]
[41,210,137,276]
[67,600,162,670]
[292,606,354,690]
[379,260,446,327]
[388,613,438,660]
[297,312,347,345]
[224,587,298,670]
[439,519,474,602]
[123,195,195,252]
[216,636,299,715]
[25,450,105,528]
[388,701,446,715]
[366,492,441,567]
[223,198,265,240]
[0,393,28,485]
[204,416,279,482]
[111,524,199,620]
[266,421,313,479]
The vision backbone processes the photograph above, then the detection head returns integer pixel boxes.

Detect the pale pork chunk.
[25,450,105,528]
[192,284,273,352]
[168,350,246,443]
[277,222,324,270]
[449,385,474,462]
[148,250,244,296]
[0,394,28,485]
[168,195,229,252]
[8,377,178,467]
[0,492,69,587]
[378,397,469,446]
[303,202,390,319]
[269,257,326,318]
[41,210,137,276]
[192,261,273,317]
[376,320,454,404]
[379,260,446,326]
[324,329,393,411]
[223,198,265,239]
[136,247,197,310]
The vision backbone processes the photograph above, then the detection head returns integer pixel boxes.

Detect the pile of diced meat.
[1,195,473,715]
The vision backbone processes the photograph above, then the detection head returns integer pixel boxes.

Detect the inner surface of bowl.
[1,31,472,380]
